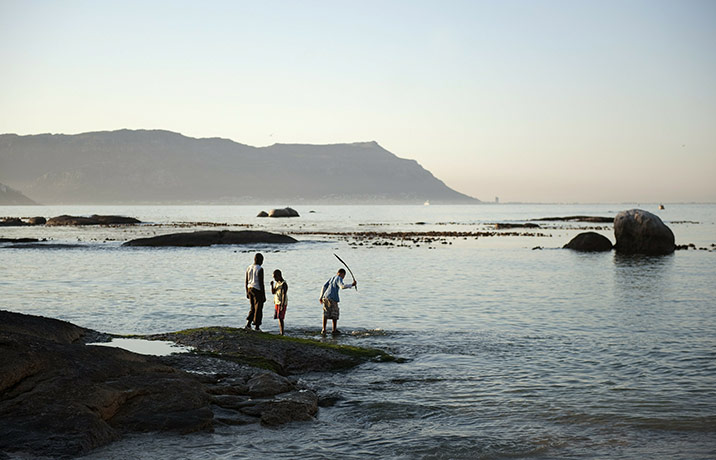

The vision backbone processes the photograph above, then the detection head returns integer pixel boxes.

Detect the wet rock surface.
[123,230,298,247]
[0,311,394,458]
[147,326,396,375]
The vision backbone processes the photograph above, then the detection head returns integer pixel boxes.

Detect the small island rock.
[563,232,613,252]
[257,211,269,217]
[614,209,675,255]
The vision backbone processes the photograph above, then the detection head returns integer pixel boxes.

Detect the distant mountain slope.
[0,130,478,204]
[0,182,36,205]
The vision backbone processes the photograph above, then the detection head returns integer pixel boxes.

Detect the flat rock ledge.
[46,215,141,226]
[123,230,297,247]
[0,311,394,459]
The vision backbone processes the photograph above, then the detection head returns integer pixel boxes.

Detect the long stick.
[334,253,357,290]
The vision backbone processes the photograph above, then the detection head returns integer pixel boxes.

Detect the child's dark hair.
[273,269,283,279]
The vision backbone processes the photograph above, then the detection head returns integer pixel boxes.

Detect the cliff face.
[0,182,36,205]
[0,130,478,204]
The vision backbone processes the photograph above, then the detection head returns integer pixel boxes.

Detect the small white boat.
[424,200,430,206]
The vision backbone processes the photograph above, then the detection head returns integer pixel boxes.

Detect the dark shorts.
[322,298,339,320]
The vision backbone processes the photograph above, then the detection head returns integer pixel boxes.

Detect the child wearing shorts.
[271,269,288,335]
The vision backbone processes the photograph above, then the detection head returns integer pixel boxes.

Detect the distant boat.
[658,204,665,210]
[424,200,430,206]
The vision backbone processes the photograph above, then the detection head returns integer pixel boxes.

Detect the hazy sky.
[1,0,715,202]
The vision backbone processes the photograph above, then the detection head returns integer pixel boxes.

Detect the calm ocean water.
[2,204,715,459]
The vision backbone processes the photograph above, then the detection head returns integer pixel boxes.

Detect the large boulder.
[563,232,613,252]
[614,209,675,255]
[123,230,297,247]
[268,207,300,218]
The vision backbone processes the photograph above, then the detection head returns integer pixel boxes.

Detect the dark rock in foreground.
[46,214,141,226]
[123,230,297,247]
[0,311,211,459]
[0,311,394,458]
[268,207,300,218]
[563,232,613,252]
[614,209,675,255]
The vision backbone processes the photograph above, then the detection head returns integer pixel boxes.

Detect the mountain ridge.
[0,130,478,205]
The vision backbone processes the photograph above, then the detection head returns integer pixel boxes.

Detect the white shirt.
[246,264,263,290]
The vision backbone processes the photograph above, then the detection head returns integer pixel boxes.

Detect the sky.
[1,0,715,203]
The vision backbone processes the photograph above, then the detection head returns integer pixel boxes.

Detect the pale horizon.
[1,0,715,203]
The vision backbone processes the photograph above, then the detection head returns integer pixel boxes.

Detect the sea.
[1,204,715,460]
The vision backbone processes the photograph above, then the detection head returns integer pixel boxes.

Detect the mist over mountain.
[0,130,478,205]
[0,182,36,205]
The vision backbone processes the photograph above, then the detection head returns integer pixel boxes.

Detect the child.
[271,269,288,335]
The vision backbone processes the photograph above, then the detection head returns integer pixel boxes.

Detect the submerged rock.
[614,209,675,255]
[268,207,300,218]
[123,230,297,247]
[563,232,613,252]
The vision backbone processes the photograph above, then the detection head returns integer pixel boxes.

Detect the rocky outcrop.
[123,230,297,247]
[256,211,269,217]
[268,207,300,218]
[0,311,212,459]
[0,217,25,226]
[563,232,613,252]
[0,216,47,226]
[46,214,141,226]
[614,209,675,255]
[1,311,395,458]
[27,216,46,225]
